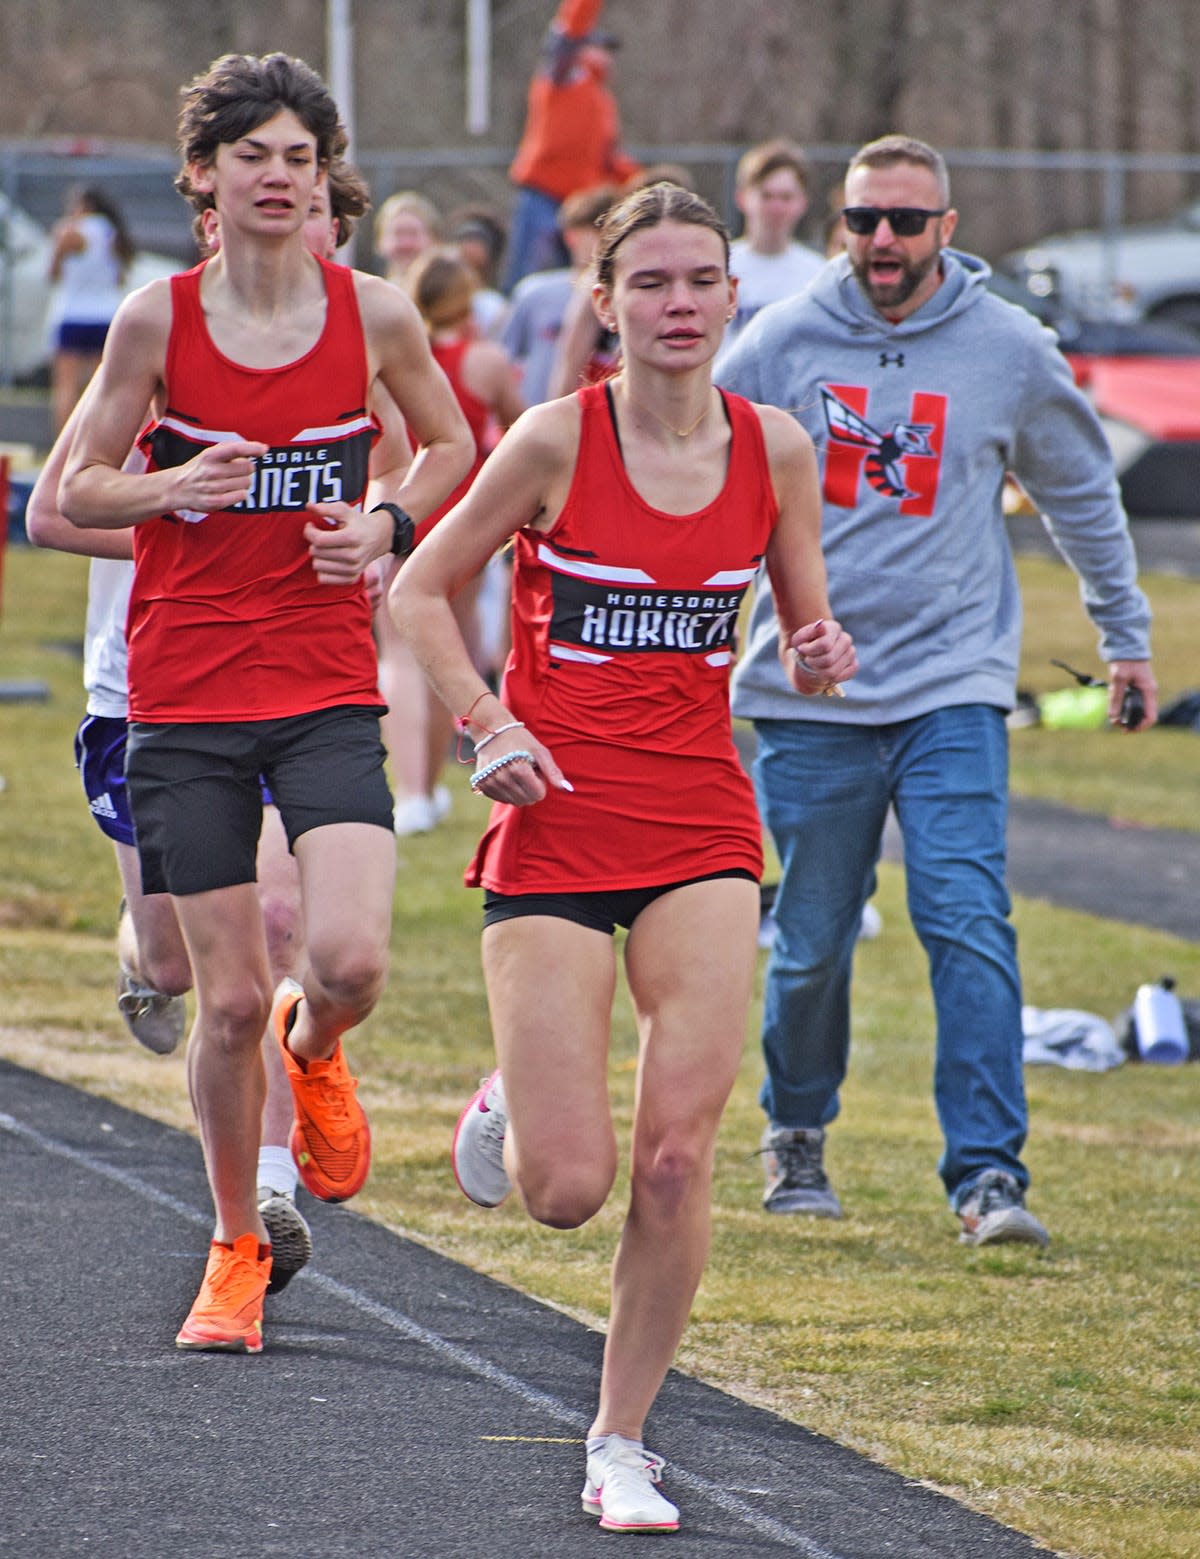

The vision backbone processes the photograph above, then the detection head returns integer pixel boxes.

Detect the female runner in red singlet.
[391,182,855,1535]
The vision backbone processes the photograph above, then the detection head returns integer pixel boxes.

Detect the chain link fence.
[5,137,1200,385]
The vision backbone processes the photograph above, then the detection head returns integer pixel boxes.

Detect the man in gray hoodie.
[717,134,1157,1248]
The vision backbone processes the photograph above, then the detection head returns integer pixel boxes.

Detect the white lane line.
[0,1109,843,1558]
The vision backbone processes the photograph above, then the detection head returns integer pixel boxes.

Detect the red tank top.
[467,381,779,893]
[417,336,489,543]
[128,256,381,722]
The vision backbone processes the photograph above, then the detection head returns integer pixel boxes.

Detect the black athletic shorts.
[482,869,758,936]
[76,713,276,849]
[125,705,393,897]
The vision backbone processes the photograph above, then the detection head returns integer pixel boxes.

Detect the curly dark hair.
[175,52,346,212]
[325,158,371,245]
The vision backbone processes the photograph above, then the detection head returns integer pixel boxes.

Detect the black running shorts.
[482,869,758,936]
[126,705,393,897]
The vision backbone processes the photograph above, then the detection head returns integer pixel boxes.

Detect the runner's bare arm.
[365,386,413,493]
[466,341,526,432]
[59,282,267,529]
[759,405,857,695]
[387,398,578,800]
[398,397,574,616]
[304,275,475,579]
[360,273,475,517]
[27,382,134,559]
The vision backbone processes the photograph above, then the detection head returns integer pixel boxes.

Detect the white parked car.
[0,192,179,382]
[1001,202,1200,333]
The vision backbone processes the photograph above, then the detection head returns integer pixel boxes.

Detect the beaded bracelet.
[469,749,536,792]
[472,721,525,755]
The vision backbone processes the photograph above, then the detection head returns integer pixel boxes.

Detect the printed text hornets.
[551,570,746,656]
[148,412,376,520]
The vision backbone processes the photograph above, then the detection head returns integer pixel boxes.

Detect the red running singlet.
[128,256,381,723]
[467,382,779,894]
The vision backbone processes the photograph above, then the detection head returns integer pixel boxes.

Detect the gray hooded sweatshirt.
[718,248,1151,725]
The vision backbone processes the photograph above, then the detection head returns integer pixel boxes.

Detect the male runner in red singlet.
[60,52,473,1354]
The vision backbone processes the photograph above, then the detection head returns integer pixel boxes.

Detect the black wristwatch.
[371,501,416,559]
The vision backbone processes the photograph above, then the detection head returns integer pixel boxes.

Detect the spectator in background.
[547,165,694,400]
[717,133,1158,1249]
[374,190,440,286]
[46,185,136,435]
[386,247,525,836]
[501,182,616,407]
[503,0,641,292]
[371,186,446,827]
[822,180,848,257]
[448,205,511,337]
[722,139,825,352]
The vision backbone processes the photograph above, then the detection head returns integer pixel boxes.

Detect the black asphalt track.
[0,1062,1049,1559]
[7,513,1191,1557]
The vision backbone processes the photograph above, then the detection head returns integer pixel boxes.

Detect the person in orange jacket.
[503,0,640,291]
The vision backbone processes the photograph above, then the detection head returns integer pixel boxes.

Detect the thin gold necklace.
[621,384,714,440]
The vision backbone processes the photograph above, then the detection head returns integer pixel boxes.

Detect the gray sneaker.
[115,965,186,1055]
[957,1169,1049,1248]
[452,1069,512,1207]
[257,1187,314,1293]
[759,1124,842,1217]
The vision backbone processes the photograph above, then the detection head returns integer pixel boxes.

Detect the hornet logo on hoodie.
[819,385,947,515]
[821,388,935,499]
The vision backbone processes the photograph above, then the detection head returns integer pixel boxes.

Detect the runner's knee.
[630,1125,713,1218]
[518,1146,615,1229]
[306,944,387,1016]
[195,980,273,1052]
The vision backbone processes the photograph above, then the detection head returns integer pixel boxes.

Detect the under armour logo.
[879,352,905,367]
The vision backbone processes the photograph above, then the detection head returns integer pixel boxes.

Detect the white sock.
[587,1433,641,1456]
[257,1146,298,1197]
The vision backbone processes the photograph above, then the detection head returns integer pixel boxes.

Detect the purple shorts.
[75,713,276,854]
[56,321,110,353]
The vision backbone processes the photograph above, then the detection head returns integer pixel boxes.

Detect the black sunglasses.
[841,205,947,237]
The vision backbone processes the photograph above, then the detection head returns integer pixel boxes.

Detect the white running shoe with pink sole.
[451,1069,512,1207]
[581,1434,680,1533]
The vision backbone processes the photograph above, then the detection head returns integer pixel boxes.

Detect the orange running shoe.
[175,1232,271,1353]
[273,977,372,1203]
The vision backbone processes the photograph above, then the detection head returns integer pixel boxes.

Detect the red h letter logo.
[821,385,947,518]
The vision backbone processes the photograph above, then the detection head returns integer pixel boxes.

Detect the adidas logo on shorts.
[90,791,119,821]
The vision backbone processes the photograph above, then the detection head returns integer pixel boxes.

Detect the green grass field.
[2,543,1198,1559]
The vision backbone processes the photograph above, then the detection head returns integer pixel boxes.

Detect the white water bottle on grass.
[1133,977,1188,1065]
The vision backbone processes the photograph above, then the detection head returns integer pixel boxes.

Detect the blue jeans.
[503,186,569,293]
[753,706,1029,1205]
